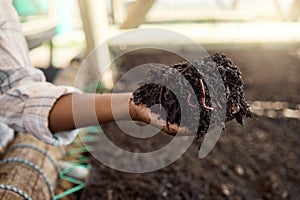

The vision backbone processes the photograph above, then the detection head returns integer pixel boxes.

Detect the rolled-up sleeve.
[0,0,82,146]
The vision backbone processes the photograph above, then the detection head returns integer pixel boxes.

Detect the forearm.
[49,93,142,133]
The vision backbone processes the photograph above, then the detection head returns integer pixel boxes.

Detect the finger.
[161,124,194,136]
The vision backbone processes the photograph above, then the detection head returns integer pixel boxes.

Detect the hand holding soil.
[131,53,253,138]
[129,100,192,136]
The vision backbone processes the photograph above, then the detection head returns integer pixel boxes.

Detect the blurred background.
[17,0,300,75]
[14,0,300,199]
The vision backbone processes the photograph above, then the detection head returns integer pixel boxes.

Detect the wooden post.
[77,0,114,90]
[290,0,300,21]
[120,0,156,29]
[112,0,126,25]
[0,134,65,200]
[232,0,239,9]
[273,0,285,20]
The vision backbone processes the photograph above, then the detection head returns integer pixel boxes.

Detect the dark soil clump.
[132,52,253,138]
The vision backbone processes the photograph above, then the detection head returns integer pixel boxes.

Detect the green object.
[53,130,92,199]
[53,181,85,200]
[12,0,49,17]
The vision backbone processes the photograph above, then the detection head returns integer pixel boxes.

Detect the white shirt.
[0,0,80,147]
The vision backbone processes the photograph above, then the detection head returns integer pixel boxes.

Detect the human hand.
[129,99,193,136]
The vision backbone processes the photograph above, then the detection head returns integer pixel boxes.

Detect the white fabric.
[0,0,81,146]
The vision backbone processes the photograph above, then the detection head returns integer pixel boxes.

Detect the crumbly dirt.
[132,52,252,139]
[80,48,300,200]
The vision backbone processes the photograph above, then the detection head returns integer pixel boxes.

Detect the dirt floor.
[80,47,300,200]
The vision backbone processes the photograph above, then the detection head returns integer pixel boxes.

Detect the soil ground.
[80,47,300,200]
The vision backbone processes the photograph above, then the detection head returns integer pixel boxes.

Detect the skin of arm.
[49,93,185,136]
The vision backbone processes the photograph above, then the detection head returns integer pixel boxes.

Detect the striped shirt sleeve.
[0,0,82,146]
